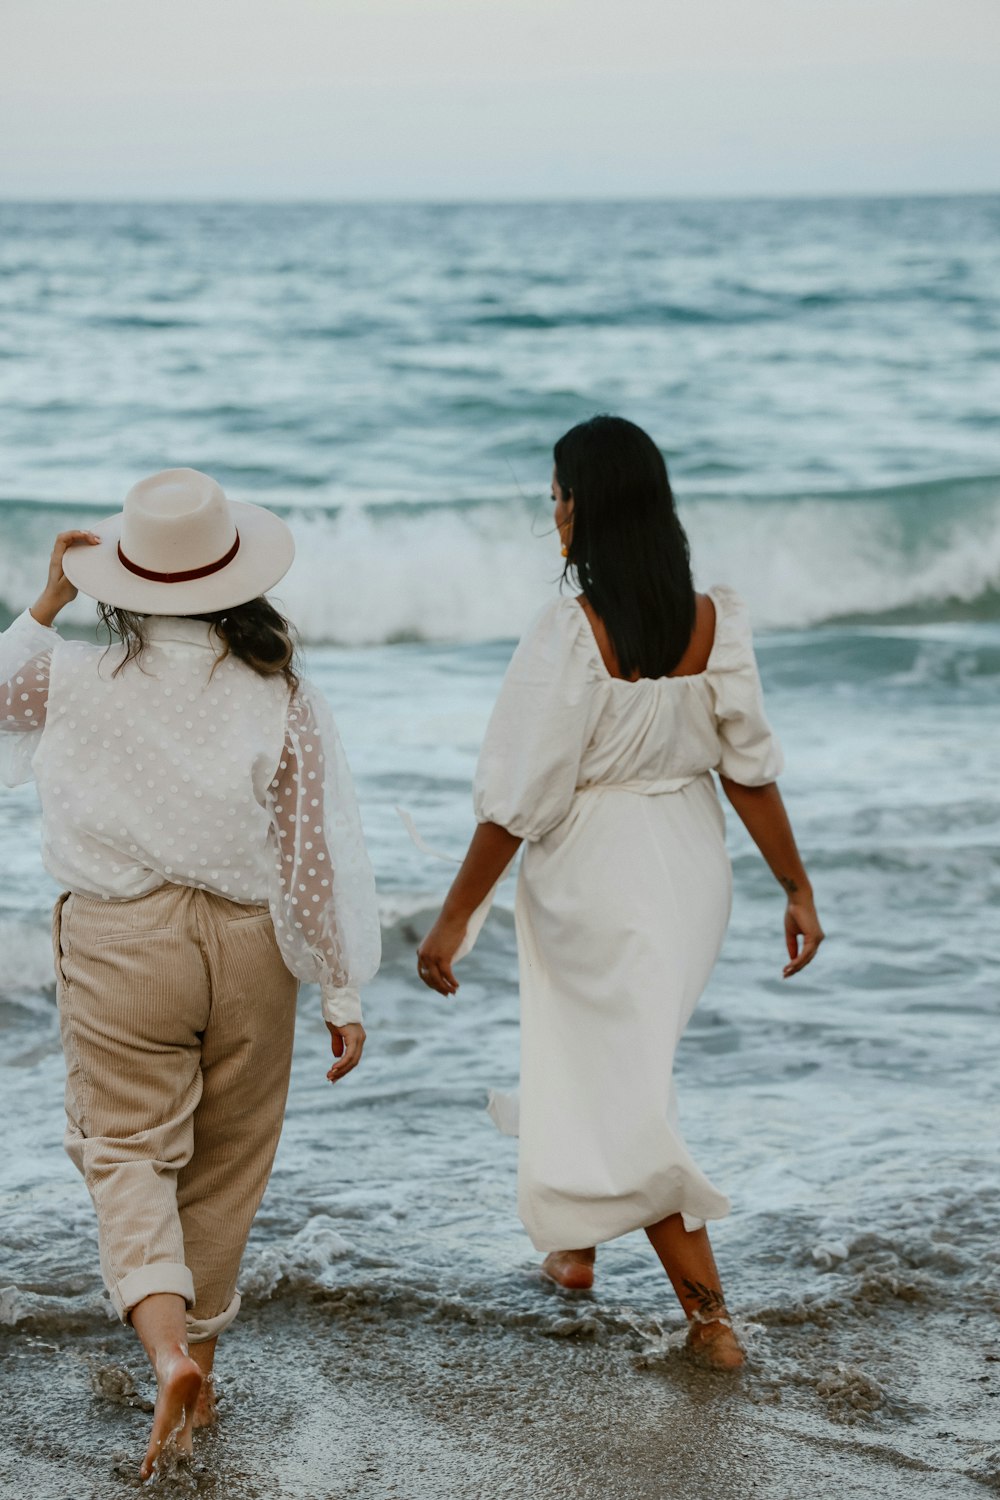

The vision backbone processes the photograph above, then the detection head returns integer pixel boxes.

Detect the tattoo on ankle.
[682,1279,728,1318]
[779,875,799,896]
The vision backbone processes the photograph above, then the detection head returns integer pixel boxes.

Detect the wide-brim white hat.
[63,468,295,615]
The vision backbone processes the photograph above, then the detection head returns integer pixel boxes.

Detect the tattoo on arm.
[682,1279,728,1318]
[779,875,799,896]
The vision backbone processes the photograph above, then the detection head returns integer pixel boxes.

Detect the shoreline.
[1,1295,995,1499]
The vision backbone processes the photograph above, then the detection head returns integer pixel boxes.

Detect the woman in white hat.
[0,470,380,1478]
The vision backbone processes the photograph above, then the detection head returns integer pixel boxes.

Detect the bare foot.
[686,1317,745,1370]
[192,1374,218,1429]
[139,1350,202,1480]
[189,1339,219,1429]
[541,1248,596,1290]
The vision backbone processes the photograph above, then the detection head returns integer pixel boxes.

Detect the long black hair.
[554,414,695,680]
[97,596,300,690]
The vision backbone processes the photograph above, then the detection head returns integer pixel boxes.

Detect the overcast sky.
[3,0,998,199]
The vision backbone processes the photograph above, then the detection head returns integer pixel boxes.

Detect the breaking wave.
[3,474,999,644]
[5,474,1000,645]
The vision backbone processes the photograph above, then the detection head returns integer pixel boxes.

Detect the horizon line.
[0,187,998,208]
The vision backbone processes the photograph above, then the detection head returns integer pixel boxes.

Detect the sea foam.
[2,474,999,644]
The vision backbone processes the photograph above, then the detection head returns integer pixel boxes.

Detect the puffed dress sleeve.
[0,609,58,787]
[473,598,607,840]
[266,680,381,1028]
[705,585,784,786]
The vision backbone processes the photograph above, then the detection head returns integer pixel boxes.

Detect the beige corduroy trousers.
[53,883,298,1342]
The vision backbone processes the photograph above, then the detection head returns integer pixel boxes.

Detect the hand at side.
[326,1021,365,1082]
[416,821,522,995]
[719,776,825,978]
[783,893,825,978]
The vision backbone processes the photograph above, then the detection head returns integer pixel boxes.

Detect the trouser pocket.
[51,891,72,989]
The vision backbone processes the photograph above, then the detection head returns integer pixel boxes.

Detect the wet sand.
[2,1293,997,1499]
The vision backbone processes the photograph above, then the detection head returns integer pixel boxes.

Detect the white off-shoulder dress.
[473,585,783,1251]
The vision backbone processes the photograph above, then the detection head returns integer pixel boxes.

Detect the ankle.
[155,1342,196,1377]
[687,1309,734,1333]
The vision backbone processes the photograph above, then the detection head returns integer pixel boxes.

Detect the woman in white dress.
[417,416,823,1369]
[0,471,380,1474]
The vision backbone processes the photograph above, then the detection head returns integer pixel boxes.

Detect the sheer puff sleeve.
[0,608,58,788]
[266,681,381,1028]
[473,598,607,841]
[705,585,784,787]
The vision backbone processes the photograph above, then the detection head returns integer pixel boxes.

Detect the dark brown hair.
[97,596,300,691]
[555,414,695,679]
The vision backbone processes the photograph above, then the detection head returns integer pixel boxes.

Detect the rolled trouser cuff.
[116,1262,196,1323]
[186,1291,241,1343]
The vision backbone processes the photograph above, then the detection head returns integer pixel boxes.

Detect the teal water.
[1,197,999,639]
[0,198,998,1484]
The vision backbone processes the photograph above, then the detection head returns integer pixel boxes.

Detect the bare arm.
[0,530,101,741]
[719,777,824,977]
[417,821,522,995]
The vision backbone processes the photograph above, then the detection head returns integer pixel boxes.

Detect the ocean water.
[1,198,999,1494]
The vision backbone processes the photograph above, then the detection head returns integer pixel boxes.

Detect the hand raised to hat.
[31,530,101,627]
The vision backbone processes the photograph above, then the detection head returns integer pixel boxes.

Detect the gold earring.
[561,544,568,557]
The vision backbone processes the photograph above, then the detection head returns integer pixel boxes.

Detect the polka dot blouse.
[0,609,380,1027]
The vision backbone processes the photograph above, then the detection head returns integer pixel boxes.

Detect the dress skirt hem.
[511,775,734,1256]
[519,1171,732,1253]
